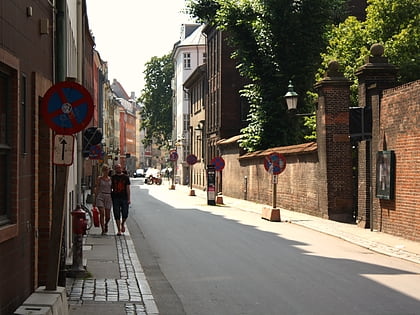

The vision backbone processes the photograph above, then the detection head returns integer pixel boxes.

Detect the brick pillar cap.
[315,60,351,89]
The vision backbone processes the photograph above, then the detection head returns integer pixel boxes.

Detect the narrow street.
[128,179,420,315]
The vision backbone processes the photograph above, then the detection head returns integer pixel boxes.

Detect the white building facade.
[172,24,206,184]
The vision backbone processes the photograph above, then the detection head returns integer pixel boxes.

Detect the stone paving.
[66,230,158,315]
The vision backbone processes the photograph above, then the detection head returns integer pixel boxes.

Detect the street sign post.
[186,154,198,196]
[41,81,94,290]
[262,152,287,222]
[169,150,178,190]
[210,156,225,204]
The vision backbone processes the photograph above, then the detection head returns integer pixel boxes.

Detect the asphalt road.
[128,179,420,315]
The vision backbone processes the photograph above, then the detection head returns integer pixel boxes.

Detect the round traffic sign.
[41,81,94,135]
[210,156,225,171]
[186,154,198,165]
[169,150,178,161]
[264,153,286,175]
[89,144,104,160]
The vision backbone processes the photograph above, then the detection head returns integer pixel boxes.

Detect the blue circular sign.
[264,153,286,175]
[169,151,178,161]
[210,156,225,171]
[186,154,198,165]
[41,81,94,135]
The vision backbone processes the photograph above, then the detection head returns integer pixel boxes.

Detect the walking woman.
[93,164,112,235]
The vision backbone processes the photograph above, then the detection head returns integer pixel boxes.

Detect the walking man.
[111,164,131,235]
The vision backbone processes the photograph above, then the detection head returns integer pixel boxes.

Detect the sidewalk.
[66,183,420,315]
[66,216,158,315]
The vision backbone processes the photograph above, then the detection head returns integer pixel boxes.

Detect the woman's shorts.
[96,193,112,209]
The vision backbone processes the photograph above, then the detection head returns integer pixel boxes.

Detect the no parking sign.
[264,153,286,175]
[210,156,225,171]
[41,81,94,135]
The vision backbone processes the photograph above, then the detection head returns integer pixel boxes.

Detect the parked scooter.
[145,175,162,185]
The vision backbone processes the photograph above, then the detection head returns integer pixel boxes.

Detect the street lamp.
[284,80,315,117]
[284,80,299,111]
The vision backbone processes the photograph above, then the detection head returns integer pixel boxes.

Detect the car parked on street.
[133,168,145,178]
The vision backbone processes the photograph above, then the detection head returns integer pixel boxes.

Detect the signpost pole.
[46,165,68,290]
[262,153,286,222]
[272,175,277,209]
[40,80,94,290]
[189,165,195,196]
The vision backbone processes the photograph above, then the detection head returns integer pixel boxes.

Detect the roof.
[240,142,317,160]
[111,79,130,100]
[217,135,241,145]
[179,24,206,46]
[172,24,206,57]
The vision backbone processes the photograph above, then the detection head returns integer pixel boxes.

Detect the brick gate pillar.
[315,61,354,222]
[355,44,398,229]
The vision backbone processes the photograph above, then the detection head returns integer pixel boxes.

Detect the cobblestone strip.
[116,233,159,314]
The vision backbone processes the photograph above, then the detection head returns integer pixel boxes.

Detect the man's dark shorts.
[112,198,129,220]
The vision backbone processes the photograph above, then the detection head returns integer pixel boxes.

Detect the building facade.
[0,0,94,313]
[184,64,207,189]
[172,24,206,184]
[203,25,249,193]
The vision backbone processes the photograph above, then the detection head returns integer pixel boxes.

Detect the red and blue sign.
[264,152,286,175]
[89,144,104,160]
[169,150,179,162]
[210,156,225,171]
[186,154,198,165]
[41,81,94,135]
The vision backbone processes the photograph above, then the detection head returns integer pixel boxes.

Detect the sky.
[86,0,194,97]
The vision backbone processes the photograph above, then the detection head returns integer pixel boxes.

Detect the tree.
[187,0,346,152]
[319,0,420,104]
[139,54,173,148]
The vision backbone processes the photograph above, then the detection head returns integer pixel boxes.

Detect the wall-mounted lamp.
[194,120,204,132]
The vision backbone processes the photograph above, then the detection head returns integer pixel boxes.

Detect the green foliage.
[319,0,420,104]
[139,54,174,148]
[303,114,317,141]
[187,0,345,152]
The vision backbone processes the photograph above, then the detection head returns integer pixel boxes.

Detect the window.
[183,52,191,69]
[183,114,190,133]
[0,69,11,225]
[203,52,207,64]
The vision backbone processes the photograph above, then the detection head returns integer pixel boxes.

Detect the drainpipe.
[76,0,83,205]
[47,0,56,83]
[55,0,66,82]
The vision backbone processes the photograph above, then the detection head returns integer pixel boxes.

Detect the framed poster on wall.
[376,150,395,200]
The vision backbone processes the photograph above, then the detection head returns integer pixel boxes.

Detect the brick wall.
[0,2,54,314]
[221,142,321,218]
[375,80,420,241]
